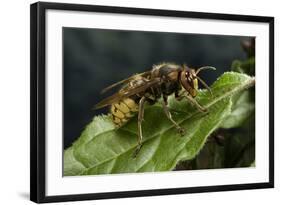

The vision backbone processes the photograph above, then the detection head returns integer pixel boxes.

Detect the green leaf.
[250,161,255,167]
[224,57,255,129]
[64,72,255,176]
[220,90,254,129]
[64,147,85,176]
[190,142,225,170]
[231,57,255,75]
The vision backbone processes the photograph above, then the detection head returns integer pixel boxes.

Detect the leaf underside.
[64,72,255,176]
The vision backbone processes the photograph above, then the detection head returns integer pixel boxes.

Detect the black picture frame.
[30,1,274,203]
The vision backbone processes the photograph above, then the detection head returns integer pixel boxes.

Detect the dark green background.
[63,27,251,149]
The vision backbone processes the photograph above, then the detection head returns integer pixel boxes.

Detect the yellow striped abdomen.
[111,98,138,127]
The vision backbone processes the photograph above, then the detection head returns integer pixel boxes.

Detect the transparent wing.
[95,78,160,109]
[101,71,151,94]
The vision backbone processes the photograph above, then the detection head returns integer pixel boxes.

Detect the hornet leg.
[133,96,146,158]
[184,94,207,112]
[176,91,207,113]
[162,96,185,136]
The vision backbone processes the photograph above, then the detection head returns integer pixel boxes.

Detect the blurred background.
[63,27,251,149]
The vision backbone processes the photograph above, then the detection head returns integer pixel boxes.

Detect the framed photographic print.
[30,1,274,203]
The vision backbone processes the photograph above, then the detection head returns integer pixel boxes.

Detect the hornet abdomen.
[111,98,138,127]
